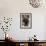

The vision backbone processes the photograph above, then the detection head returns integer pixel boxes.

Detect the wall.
[0,0,46,40]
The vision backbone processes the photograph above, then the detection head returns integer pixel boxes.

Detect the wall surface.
[0,0,46,40]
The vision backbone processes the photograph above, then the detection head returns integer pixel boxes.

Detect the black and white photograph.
[20,13,32,29]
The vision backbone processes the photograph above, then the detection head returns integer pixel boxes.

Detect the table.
[5,39,46,46]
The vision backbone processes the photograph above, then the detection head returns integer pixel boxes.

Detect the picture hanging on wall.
[20,13,32,29]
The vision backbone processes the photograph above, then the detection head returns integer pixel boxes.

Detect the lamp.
[29,0,44,8]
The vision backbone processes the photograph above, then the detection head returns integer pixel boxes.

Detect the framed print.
[20,13,32,29]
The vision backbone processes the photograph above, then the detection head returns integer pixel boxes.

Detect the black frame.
[20,13,32,29]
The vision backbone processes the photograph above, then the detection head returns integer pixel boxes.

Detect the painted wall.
[0,0,46,40]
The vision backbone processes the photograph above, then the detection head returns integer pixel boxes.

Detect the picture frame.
[20,13,32,29]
